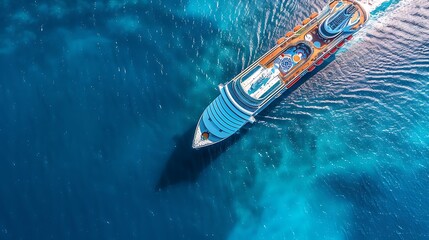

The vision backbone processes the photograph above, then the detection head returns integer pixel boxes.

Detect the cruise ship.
[192,0,370,149]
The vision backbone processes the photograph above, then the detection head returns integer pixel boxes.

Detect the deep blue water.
[0,0,428,239]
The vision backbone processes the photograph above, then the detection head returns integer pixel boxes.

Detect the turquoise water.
[1,0,428,239]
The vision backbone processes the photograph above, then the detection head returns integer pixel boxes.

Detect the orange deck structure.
[258,0,368,86]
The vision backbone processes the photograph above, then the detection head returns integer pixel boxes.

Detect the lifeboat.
[277,37,285,45]
[308,65,316,72]
[302,18,310,25]
[346,35,353,41]
[309,12,318,19]
[337,40,346,48]
[285,31,294,37]
[315,59,324,66]
[287,77,301,88]
[323,53,331,59]
[330,48,338,54]
[293,25,302,32]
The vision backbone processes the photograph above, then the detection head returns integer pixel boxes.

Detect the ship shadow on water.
[156,55,336,190]
[156,126,247,191]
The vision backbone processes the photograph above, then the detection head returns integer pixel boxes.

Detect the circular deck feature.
[280,57,293,72]
[293,54,301,63]
[201,132,210,140]
[313,41,321,48]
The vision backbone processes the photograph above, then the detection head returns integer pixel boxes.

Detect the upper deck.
[235,0,369,103]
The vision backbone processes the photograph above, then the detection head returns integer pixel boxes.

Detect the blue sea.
[1,0,428,239]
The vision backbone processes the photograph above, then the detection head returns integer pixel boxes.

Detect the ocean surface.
[1,0,428,239]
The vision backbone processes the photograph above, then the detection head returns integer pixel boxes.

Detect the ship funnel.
[318,4,358,39]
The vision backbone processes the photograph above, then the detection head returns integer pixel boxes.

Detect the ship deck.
[257,0,368,85]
